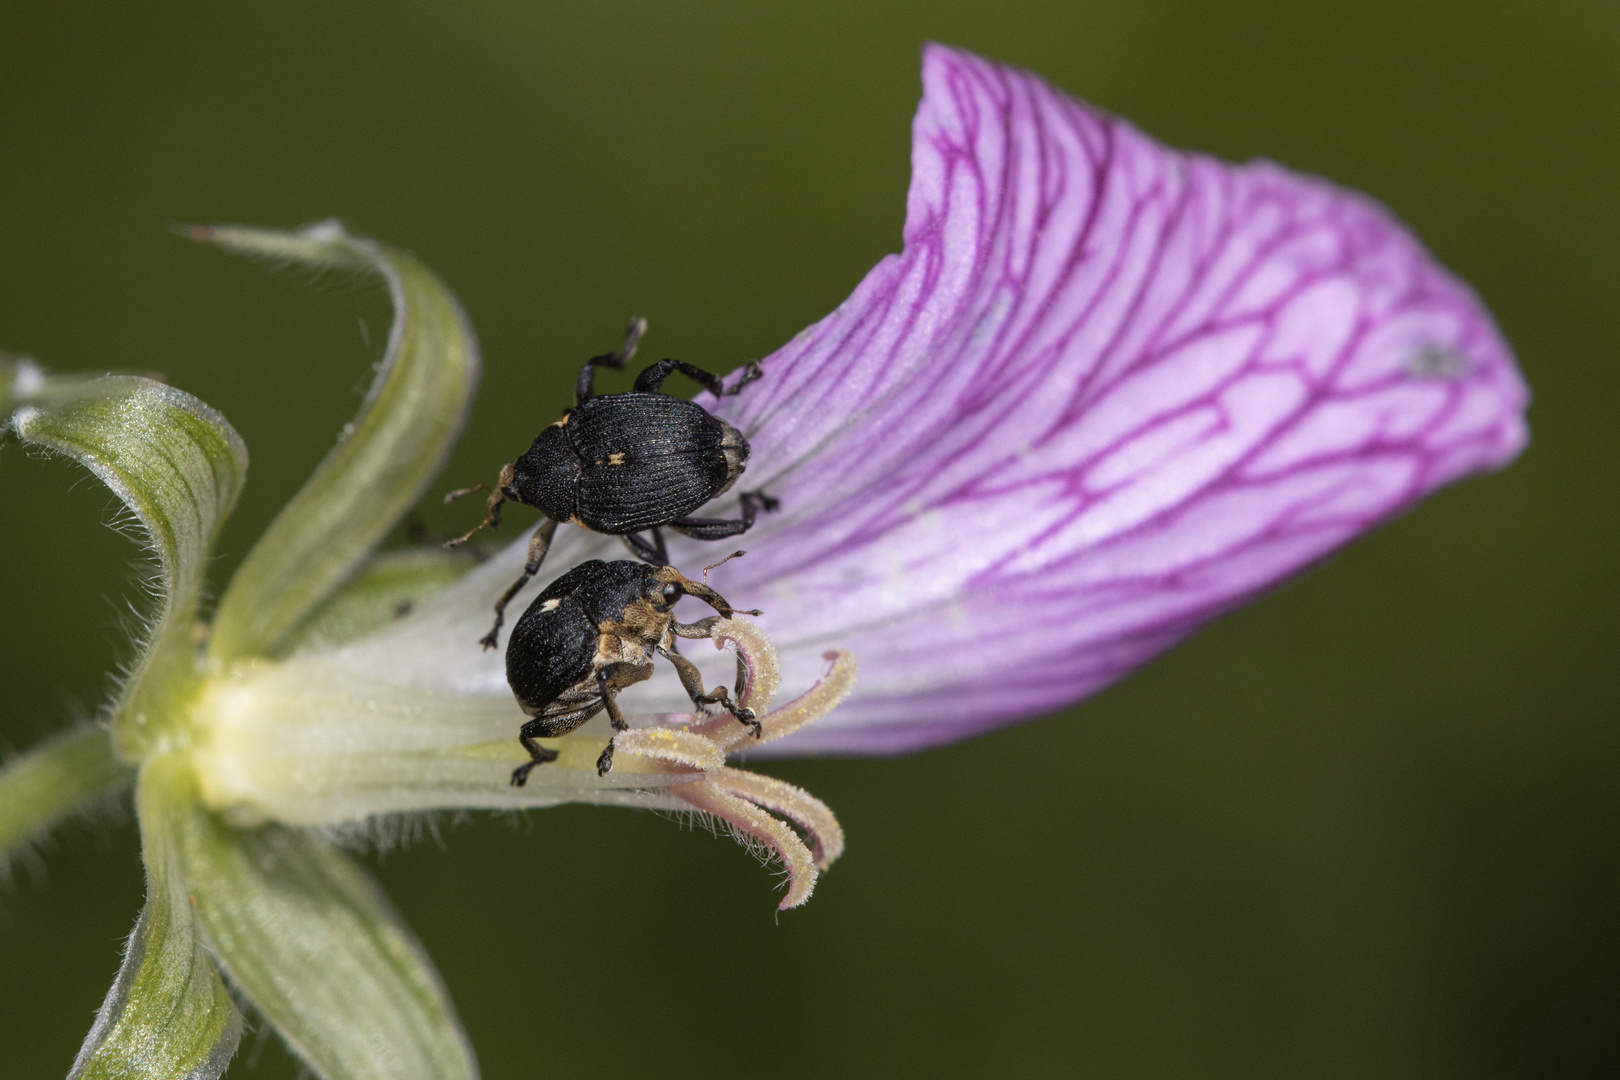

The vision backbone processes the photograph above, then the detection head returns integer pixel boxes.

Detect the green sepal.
[202,222,480,663]
[277,546,478,657]
[8,378,248,758]
[177,813,481,1080]
[69,757,243,1080]
[0,725,132,867]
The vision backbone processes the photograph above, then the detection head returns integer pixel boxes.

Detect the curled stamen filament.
[708,766,844,868]
[695,646,857,753]
[673,779,820,909]
[604,619,857,908]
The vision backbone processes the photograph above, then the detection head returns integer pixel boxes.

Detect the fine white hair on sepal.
[4,403,40,432]
[314,809,468,856]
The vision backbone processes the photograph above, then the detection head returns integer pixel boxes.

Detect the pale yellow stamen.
[673,779,820,909]
[611,727,726,773]
[710,766,845,868]
[600,621,855,907]
[699,617,782,713]
[695,648,857,752]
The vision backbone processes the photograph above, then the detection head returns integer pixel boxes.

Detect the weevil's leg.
[575,316,648,405]
[665,489,779,542]
[670,615,724,639]
[664,516,748,540]
[594,668,634,776]
[444,464,518,549]
[657,645,761,737]
[619,527,669,565]
[479,517,561,650]
[510,719,563,788]
[633,358,763,398]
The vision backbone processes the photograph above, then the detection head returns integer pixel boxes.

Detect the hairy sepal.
[176,812,480,1080]
[69,757,243,1080]
[203,221,480,662]
[0,725,132,869]
[8,377,247,758]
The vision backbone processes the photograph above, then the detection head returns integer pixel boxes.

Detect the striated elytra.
[448,317,777,649]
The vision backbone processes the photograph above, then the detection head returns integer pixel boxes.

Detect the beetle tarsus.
[632,356,746,398]
[510,735,559,787]
[724,360,764,395]
[658,644,760,736]
[730,704,763,739]
[595,668,632,776]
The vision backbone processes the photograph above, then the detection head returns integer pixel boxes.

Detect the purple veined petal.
[687,43,1526,754]
[345,44,1526,757]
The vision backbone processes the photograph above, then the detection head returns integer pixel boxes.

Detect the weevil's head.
[645,564,687,613]
[649,564,761,620]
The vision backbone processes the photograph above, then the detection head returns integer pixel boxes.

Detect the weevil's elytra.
[445,318,779,649]
[505,559,764,785]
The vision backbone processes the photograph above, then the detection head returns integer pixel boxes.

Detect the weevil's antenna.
[703,550,748,586]
[443,483,494,547]
[444,481,513,549]
[443,483,488,504]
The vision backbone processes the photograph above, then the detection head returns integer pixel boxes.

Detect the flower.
[1,223,850,1080]
[0,43,1526,1080]
[499,43,1525,754]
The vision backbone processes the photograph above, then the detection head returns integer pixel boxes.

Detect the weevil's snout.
[662,567,757,619]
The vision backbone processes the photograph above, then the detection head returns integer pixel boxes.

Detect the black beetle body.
[447,318,777,649]
[506,558,763,786]
[513,391,749,535]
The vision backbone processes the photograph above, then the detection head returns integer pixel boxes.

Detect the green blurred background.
[2,2,1615,1076]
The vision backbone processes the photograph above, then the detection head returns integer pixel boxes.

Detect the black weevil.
[447,318,777,648]
[505,558,763,786]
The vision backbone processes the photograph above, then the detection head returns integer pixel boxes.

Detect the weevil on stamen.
[503,559,764,785]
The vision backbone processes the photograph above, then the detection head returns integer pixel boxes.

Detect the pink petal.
[377,45,1528,757]
[667,44,1527,755]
